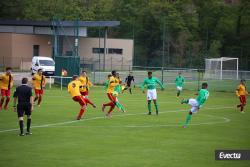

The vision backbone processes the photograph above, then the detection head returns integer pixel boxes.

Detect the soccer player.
[236,79,248,113]
[0,67,14,110]
[32,69,46,107]
[79,71,93,98]
[181,82,209,128]
[102,70,119,117]
[141,71,164,115]
[114,73,126,112]
[175,72,185,98]
[13,78,33,136]
[68,75,89,120]
[123,72,135,94]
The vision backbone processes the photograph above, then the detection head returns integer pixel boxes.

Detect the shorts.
[17,103,32,117]
[107,93,117,103]
[80,91,89,97]
[188,98,199,113]
[72,96,86,106]
[239,95,246,106]
[1,89,10,97]
[147,89,157,100]
[34,89,44,95]
[126,83,131,87]
[177,86,183,91]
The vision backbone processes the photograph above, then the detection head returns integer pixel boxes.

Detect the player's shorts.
[17,103,32,117]
[80,91,89,97]
[126,83,131,87]
[72,96,86,106]
[176,86,183,91]
[239,95,246,106]
[34,89,44,95]
[188,98,199,113]
[147,89,157,100]
[1,89,10,97]
[107,93,117,103]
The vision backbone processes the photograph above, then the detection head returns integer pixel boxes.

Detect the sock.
[177,91,180,97]
[108,102,115,114]
[19,120,24,134]
[4,97,10,108]
[129,88,132,94]
[182,99,189,104]
[148,102,152,113]
[0,97,4,107]
[184,112,193,126]
[38,96,42,105]
[27,118,31,132]
[77,108,85,119]
[34,97,38,102]
[154,103,158,111]
[237,104,241,108]
[241,104,244,111]
[116,102,125,112]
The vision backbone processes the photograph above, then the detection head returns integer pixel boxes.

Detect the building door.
[33,45,40,56]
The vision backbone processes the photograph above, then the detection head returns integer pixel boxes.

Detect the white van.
[31,56,55,76]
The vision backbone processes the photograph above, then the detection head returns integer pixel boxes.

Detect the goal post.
[204,57,239,80]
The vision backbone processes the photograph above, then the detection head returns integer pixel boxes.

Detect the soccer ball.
[113,91,119,97]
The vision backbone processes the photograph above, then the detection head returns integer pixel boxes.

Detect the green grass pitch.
[0,86,249,167]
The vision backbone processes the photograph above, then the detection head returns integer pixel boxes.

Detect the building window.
[33,45,39,56]
[108,48,123,54]
[92,48,123,55]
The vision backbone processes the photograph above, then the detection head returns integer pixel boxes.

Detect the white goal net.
[204,57,238,80]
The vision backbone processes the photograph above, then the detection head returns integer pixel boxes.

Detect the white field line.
[0,106,232,133]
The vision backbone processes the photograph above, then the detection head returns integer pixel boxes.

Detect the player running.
[32,69,46,107]
[114,73,126,112]
[68,75,96,120]
[79,71,93,98]
[102,70,119,118]
[0,67,14,110]
[141,71,164,115]
[123,72,135,94]
[236,79,248,113]
[181,82,209,128]
[175,72,185,98]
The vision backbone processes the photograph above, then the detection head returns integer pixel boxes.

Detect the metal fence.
[2,67,250,93]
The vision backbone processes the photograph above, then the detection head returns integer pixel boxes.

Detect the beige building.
[0,33,133,71]
[0,20,133,71]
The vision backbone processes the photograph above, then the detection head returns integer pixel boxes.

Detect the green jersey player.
[181,82,209,128]
[141,71,164,115]
[175,72,185,97]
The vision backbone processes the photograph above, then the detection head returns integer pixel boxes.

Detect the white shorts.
[188,98,199,113]
[147,89,157,100]
[177,86,183,91]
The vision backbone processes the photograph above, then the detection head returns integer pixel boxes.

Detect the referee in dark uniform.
[13,78,34,136]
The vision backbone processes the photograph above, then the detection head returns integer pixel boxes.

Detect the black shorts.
[126,83,131,87]
[17,103,32,117]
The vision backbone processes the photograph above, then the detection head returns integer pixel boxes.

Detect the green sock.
[116,102,125,112]
[182,99,189,104]
[148,102,152,113]
[177,91,180,97]
[184,113,192,126]
[154,103,158,111]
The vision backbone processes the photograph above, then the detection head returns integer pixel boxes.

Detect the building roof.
[0,20,120,27]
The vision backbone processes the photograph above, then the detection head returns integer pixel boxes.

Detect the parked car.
[31,56,55,76]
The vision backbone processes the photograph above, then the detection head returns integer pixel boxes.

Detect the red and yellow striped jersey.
[107,76,119,93]
[32,73,46,90]
[68,80,81,98]
[0,74,13,90]
[79,76,93,92]
[236,84,248,96]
